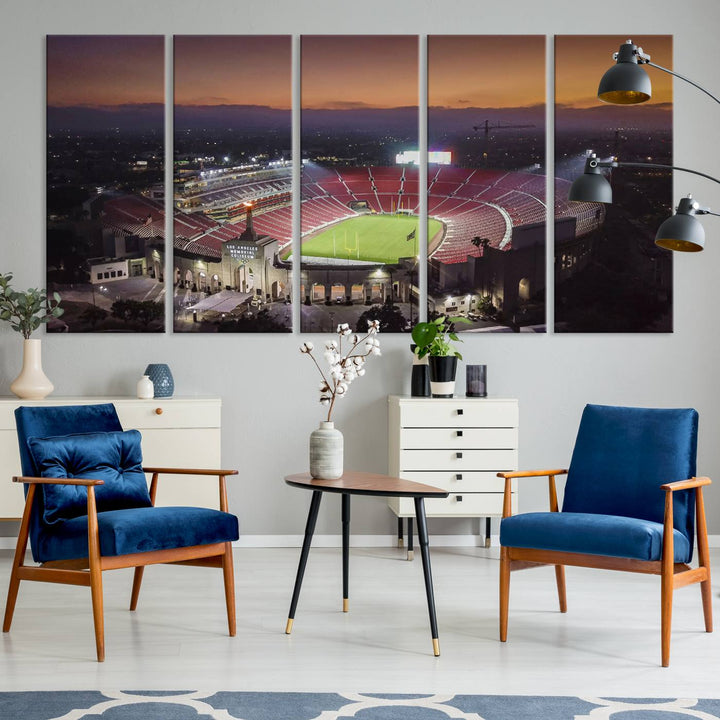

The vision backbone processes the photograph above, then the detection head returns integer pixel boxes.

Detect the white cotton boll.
[357,368,365,376]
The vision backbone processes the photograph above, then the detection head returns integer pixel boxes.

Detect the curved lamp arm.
[590,157,720,188]
[644,60,720,106]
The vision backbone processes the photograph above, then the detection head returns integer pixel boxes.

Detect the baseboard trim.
[2,534,720,550]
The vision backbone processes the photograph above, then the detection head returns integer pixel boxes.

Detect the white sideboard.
[0,396,222,519]
[388,395,519,548]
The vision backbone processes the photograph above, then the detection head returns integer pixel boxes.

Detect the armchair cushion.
[28,430,152,525]
[34,506,239,563]
[500,511,691,563]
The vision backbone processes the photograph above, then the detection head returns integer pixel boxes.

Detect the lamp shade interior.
[655,214,706,252]
[598,63,652,104]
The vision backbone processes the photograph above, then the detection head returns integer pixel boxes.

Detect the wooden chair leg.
[696,487,713,633]
[554,565,567,613]
[87,488,105,662]
[499,546,510,642]
[3,485,35,633]
[222,542,236,637]
[661,491,674,667]
[130,567,144,611]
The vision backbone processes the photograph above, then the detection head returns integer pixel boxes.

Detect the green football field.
[291,214,443,263]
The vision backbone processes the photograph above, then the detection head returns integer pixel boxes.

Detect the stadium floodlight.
[569,153,720,252]
[598,40,720,106]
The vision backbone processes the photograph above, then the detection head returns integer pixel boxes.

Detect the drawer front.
[398,400,518,429]
[401,427,517,450]
[398,470,506,493]
[392,492,511,517]
[115,399,220,430]
[400,448,517,472]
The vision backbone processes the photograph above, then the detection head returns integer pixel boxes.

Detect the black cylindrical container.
[410,344,430,397]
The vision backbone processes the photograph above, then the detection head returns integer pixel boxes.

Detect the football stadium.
[171,158,603,328]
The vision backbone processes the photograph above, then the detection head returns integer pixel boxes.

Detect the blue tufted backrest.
[15,404,124,561]
[562,404,698,549]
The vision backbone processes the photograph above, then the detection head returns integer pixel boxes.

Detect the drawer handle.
[456,452,463,459]
[456,473,463,481]
[455,495,463,502]
[457,408,464,416]
[456,430,463,437]
[155,408,163,415]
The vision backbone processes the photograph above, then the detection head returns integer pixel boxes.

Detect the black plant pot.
[428,355,458,398]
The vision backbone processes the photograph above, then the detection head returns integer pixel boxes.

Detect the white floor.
[0,546,718,697]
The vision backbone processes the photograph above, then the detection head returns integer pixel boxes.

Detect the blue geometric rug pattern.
[2,691,720,720]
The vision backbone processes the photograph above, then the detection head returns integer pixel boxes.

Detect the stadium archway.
[518,277,531,301]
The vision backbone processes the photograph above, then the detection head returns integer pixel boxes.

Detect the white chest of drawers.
[388,395,519,543]
[0,396,222,519]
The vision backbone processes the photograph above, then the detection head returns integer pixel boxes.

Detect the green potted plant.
[411,315,470,397]
[0,273,63,399]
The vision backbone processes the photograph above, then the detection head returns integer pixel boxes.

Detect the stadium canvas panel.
[427,35,547,333]
[173,36,292,333]
[300,35,419,333]
[46,36,165,333]
[554,35,673,333]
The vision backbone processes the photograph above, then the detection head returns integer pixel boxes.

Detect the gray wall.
[1,0,719,537]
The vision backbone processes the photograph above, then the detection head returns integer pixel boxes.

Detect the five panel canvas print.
[45,35,674,334]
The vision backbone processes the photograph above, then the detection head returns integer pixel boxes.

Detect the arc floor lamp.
[569,39,720,252]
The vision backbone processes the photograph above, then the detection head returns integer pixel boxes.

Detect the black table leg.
[397,517,404,548]
[286,490,323,634]
[407,517,414,561]
[414,496,440,656]
[342,493,350,612]
[485,517,492,548]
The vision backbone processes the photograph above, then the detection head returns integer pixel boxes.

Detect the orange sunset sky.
[429,36,545,108]
[47,36,164,107]
[556,35,672,108]
[302,36,418,110]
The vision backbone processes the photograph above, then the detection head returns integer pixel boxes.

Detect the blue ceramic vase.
[144,364,174,398]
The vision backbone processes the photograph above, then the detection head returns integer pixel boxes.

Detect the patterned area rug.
[2,692,720,720]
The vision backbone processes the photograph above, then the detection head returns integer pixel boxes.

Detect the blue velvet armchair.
[3,403,239,661]
[498,404,712,667]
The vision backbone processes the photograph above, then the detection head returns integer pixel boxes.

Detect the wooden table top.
[285,471,449,498]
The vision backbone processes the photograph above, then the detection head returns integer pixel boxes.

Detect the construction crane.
[472,119,536,136]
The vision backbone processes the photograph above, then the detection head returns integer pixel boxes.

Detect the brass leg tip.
[343,598,349,613]
[485,538,491,548]
[398,538,404,548]
[432,638,440,656]
[285,618,294,634]
[407,550,414,561]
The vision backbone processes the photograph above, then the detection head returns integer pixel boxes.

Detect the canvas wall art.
[427,35,547,333]
[299,35,419,333]
[173,35,292,333]
[554,35,673,333]
[46,35,165,333]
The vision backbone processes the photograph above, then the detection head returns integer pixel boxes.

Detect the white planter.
[309,421,344,479]
[10,339,54,400]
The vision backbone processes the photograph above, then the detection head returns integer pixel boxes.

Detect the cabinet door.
[141,428,222,510]
[0,432,25,519]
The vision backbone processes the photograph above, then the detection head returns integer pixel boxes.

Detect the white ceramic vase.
[10,338,54,400]
[309,421,344,479]
[136,375,154,399]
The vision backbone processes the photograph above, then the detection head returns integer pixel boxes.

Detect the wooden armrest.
[142,467,238,477]
[661,476,712,492]
[13,475,104,487]
[497,469,568,479]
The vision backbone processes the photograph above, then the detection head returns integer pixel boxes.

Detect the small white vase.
[10,338,54,400]
[136,375,154,399]
[309,421,344,480]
